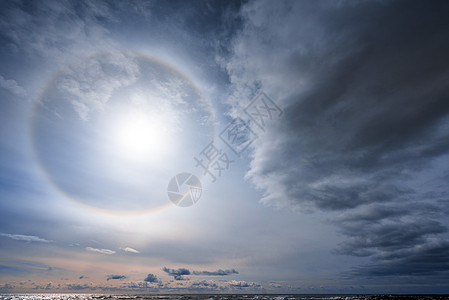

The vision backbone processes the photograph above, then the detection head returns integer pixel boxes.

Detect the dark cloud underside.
[227,0,449,278]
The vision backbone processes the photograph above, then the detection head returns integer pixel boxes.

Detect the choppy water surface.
[1,295,448,300]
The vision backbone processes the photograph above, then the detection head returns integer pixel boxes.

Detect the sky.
[1,0,449,294]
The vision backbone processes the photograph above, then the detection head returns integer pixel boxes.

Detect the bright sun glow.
[110,108,170,164]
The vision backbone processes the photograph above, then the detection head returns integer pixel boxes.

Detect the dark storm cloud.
[227,0,449,278]
[192,269,239,276]
[106,274,126,281]
[143,273,160,283]
[349,240,449,277]
[334,219,447,257]
[332,203,440,224]
[232,0,449,209]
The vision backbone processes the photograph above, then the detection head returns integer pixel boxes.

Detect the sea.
[0,295,448,300]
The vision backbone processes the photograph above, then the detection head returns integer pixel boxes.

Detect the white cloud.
[0,75,27,98]
[56,51,140,121]
[120,247,140,253]
[0,0,115,61]
[0,233,51,243]
[85,246,115,255]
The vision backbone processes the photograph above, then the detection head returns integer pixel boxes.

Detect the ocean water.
[0,295,448,300]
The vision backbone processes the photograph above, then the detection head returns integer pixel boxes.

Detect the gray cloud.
[66,283,92,290]
[106,274,126,281]
[162,267,191,280]
[228,280,261,289]
[192,269,239,276]
[229,0,449,210]
[335,219,447,257]
[332,203,439,224]
[162,267,239,280]
[143,273,160,283]
[330,203,448,258]
[349,240,449,277]
[124,281,158,290]
[162,267,238,280]
[0,284,14,293]
[189,280,219,290]
[227,0,449,278]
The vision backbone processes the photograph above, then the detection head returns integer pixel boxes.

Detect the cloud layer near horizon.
[162,267,238,280]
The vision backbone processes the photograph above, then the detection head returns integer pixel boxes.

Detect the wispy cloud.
[0,75,27,98]
[56,52,140,121]
[85,247,115,255]
[120,247,140,254]
[0,0,115,61]
[0,233,51,243]
[0,260,54,276]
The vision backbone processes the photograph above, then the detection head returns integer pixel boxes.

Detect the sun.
[109,107,169,164]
